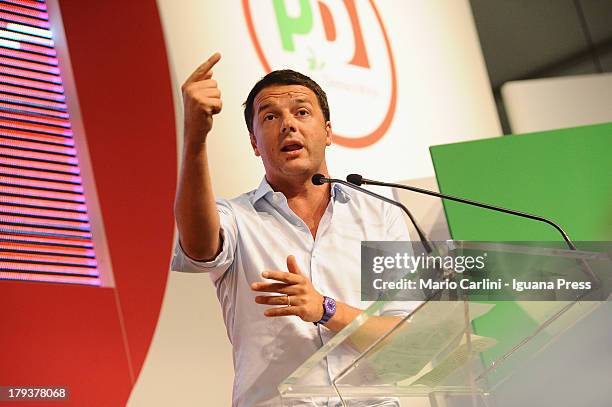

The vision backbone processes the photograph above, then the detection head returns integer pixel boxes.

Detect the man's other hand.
[251,255,325,323]
[181,52,222,144]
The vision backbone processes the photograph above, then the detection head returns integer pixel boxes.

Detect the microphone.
[348,173,604,293]
[311,173,326,186]
[311,174,433,253]
[346,173,577,249]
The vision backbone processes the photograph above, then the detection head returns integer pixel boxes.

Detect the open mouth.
[281,144,304,152]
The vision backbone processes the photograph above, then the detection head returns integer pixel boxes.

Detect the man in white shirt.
[173,53,415,406]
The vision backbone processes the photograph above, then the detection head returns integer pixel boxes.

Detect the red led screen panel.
[0,0,104,286]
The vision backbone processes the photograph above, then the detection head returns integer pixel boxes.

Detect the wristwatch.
[314,296,336,326]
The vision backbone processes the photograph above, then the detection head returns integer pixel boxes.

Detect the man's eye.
[297,109,309,116]
[264,114,274,121]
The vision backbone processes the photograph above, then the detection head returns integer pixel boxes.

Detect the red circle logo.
[242,0,397,148]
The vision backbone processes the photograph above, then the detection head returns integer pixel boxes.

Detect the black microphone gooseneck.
[312,174,433,253]
[346,173,576,250]
[347,174,604,293]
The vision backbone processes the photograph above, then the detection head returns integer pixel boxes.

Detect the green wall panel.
[430,122,612,242]
[429,122,612,373]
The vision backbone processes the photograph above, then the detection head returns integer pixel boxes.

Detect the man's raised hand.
[251,255,325,323]
[181,52,222,144]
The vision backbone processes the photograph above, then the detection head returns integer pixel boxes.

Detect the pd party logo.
[242,0,397,148]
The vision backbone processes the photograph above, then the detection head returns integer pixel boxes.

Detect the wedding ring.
[286,295,291,306]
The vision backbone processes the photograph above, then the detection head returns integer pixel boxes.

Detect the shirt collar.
[250,176,351,205]
[251,177,275,204]
[331,182,351,203]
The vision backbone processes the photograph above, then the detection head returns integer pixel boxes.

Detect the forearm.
[174,141,221,260]
[325,301,402,352]
[324,301,362,332]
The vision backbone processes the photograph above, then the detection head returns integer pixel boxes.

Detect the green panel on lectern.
[429,122,612,368]
[430,122,612,242]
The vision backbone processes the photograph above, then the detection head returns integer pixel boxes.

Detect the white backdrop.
[502,73,612,133]
[129,1,501,405]
[159,0,500,197]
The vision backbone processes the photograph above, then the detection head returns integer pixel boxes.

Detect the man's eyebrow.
[256,97,312,115]
[256,102,273,115]
[292,98,311,105]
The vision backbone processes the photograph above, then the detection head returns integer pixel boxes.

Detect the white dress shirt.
[172,178,418,407]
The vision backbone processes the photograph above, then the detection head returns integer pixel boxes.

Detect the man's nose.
[281,114,297,134]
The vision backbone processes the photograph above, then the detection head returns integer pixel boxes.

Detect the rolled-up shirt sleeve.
[170,199,237,282]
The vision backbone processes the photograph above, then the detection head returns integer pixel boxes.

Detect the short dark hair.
[243,70,330,133]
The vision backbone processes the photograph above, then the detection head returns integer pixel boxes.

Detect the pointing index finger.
[186,52,221,84]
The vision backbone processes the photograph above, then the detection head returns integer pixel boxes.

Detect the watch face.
[324,297,336,314]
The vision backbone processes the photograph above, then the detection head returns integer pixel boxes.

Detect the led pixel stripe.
[0,262,98,275]
[0,118,72,136]
[0,47,59,65]
[0,83,65,101]
[0,138,76,155]
[0,0,100,285]
[0,75,64,93]
[0,146,78,164]
[1,1,47,12]
[0,175,83,192]
[0,11,50,29]
[0,156,80,173]
[0,224,92,239]
[0,203,88,220]
[0,65,62,84]
[0,232,93,247]
[0,166,81,183]
[0,55,59,74]
[0,184,85,203]
[0,240,94,256]
[0,128,74,144]
[0,271,100,285]
[0,3,48,20]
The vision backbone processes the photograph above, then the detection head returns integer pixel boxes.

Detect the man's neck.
[266,173,331,237]
[266,169,330,199]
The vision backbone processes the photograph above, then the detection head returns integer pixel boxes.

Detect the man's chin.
[281,160,312,173]
[265,158,325,180]
[281,166,320,180]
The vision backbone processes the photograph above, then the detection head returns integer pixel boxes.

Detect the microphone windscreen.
[346,174,363,186]
[312,173,325,185]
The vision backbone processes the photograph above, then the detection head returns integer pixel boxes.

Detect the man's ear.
[249,132,261,157]
[325,121,332,146]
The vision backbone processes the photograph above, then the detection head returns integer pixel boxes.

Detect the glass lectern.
[278,241,611,407]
